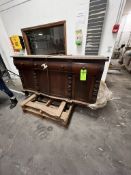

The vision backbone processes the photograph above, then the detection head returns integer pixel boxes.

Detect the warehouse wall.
[0,17,18,74]
[0,0,89,55]
[99,0,126,80]
[116,13,131,47]
[0,0,125,80]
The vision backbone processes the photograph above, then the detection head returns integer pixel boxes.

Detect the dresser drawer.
[14,59,34,69]
[72,63,103,75]
[34,61,71,72]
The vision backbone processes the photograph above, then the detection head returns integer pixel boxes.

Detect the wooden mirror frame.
[21,20,67,55]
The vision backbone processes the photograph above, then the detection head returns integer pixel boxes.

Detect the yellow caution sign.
[10,35,22,50]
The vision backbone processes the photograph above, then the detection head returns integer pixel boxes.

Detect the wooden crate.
[21,94,74,126]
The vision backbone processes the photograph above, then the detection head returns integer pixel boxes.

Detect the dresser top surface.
[12,55,108,61]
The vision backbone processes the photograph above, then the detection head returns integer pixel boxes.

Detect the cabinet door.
[47,61,70,98]
[19,69,36,91]
[35,70,48,94]
[72,62,103,103]
[34,60,70,98]
[14,59,36,91]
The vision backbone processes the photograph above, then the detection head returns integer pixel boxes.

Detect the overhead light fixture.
[38,33,43,36]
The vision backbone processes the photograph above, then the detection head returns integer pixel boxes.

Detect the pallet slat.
[21,94,36,107]
[21,94,73,126]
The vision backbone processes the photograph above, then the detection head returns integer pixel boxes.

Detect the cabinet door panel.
[35,70,48,94]
[19,69,36,91]
[49,71,68,98]
[72,63,103,103]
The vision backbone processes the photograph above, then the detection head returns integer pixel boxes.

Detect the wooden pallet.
[21,94,74,126]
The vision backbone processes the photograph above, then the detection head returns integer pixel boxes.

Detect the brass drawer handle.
[41,63,48,70]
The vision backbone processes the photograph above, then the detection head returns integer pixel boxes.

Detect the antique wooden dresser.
[13,55,108,105]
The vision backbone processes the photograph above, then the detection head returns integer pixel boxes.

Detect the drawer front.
[72,63,103,75]
[34,61,71,72]
[14,59,34,69]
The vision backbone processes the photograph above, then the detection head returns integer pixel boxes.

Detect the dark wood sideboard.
[13,55,108,105]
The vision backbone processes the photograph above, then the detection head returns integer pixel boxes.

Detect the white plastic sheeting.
[88,81,112,110]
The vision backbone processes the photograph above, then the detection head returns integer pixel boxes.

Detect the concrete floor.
[0,70,131,175]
